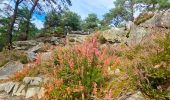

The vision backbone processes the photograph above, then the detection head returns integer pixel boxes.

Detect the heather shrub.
[132,32,170,99]
[46,37,119,99]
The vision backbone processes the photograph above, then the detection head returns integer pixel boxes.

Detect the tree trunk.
[130,0,134,21]
[24,0,39,40]
[7,0,21,49]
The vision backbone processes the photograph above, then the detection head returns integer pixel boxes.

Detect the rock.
[114,69,121,76]
[140,11,170,28]
[127,91,145,100]
[101,27,128,44]
[40,52,52,62]
[13,40,38,50]
[38,87,45,99]
[26,87,40,98]
[27,51,36,62]
[23,77,43,86]
[4,82,15,94]
[27,42,44,53]
[0,61,23,79]
[12,82,20,96]
[127,25,149,45]
[15,84,26,96]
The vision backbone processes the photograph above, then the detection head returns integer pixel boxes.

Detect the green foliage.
[132,32,170,99]
[62,11,82,31]
[99,35,107,44]
[50,52,105,99]
[0,49,28,67]
[82,13,99,31]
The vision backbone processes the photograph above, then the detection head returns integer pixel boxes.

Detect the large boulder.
[140,11,170,28]
[127,24,149,45]
[0,61,23,79]
[13,40,38,50]
[100,27,128,44]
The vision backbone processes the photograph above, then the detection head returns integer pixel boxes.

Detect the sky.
[0,0,115,29]
[69,0,115,19]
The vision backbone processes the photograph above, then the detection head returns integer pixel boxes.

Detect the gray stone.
[127,25,149,45]
[28,42,44,52]
[114,69,121,76]
[127,91,145,100]
[13,40,38,50]
[4,82,15,94]
[0,82,16,93]
[12,82,20,96]
[23,77,43,86]
[26,87,40,98]
[101,27,128,44]
[27,51,36,62]
[140,11,170,28]
[15,84,26,96]
[0,61,23,79]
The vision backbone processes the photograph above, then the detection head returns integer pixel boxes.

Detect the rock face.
[13,40,38,50]
[26,87,40,98]
[101,27,128,44]
[0,61,23,79]
[23,77,43,86]
[127,24,149,45]
[0,76,45,99]
[127,91,145,100]
[140,11,170,28]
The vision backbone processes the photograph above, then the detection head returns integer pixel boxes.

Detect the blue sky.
[69,0,115,19]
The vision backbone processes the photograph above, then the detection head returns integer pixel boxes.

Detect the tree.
[0,17,10,50]
[7,0,23,49]
[83,13,99,31]
[44,10,62,29]
[103,0,137,27]
[24,0,72,40]
[15,7,39,40]
[62,11,81,31]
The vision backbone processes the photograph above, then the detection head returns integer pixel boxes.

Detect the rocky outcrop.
[140,11,170,28]
[13,40,38,50]
[0,77,45,99]
[0,61,23,79]
[100,27,128,44]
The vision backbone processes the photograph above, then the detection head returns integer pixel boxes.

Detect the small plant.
[99,35,107,44]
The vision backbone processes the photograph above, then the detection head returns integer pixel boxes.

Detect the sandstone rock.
[127,25,149,45]
[15,84,26,96]
[23,77,43,86]
[12,82,20,96]
[26,87,40,98]
[4,82,15,94]
[127,91,145,100]
[13,40,38,50]
[27,42,44,53]
[38,87,45,99]
[0,61,23,79]
[140,11,170,28]
[27,51,36,62]
[114,69,121,76]
[101,27,128,44]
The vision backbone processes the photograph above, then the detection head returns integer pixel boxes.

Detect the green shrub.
[99,35,107,44]
[0,49,28,67]
[133,32,170,99]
